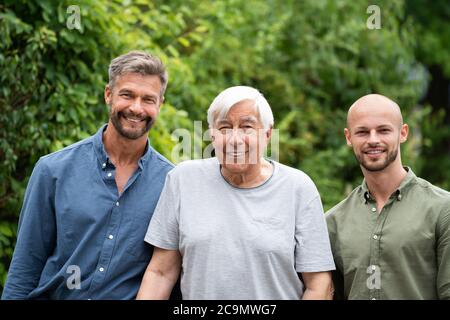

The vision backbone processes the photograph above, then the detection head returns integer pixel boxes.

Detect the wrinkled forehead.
[213,99,261,125]
[113,73,162,94]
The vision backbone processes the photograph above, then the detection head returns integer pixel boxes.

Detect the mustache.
[118,111,152,123]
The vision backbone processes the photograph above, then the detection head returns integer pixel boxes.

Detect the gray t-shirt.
[145,157,335,299]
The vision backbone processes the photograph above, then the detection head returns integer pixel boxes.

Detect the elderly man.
[2,51,173,299]
[326,94,450,300]
[137,86,335,300]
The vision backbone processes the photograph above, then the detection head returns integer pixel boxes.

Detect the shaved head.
[347,94,403,130]
[344,93,408,173]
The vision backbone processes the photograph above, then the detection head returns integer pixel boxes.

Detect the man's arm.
[136,247,181,300]
[437,209,450,300]
[301,271,334,300]
[1,160,56,300]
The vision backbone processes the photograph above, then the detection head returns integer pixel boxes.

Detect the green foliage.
[406,0,450,76]
[0,222,16,287]
[405,0,450,190]
[1,0,449,294]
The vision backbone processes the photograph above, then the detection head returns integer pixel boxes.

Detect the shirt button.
[371,207,377,212]
[102,163,106,168]
[107,172,112,177]
[116,202,119,206]
[99,267,104,272]
[108,235,114,240]
[373,235,378,240]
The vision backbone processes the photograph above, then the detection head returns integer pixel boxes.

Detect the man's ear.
[400,123,409,143]
[344,128,352,146]
[104,84,112,106]
[266,127,273,141]
[209,127,215,142]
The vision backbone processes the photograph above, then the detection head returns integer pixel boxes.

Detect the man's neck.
[102,122,147,167]
[362,161,407,208]
[221,158,273,188]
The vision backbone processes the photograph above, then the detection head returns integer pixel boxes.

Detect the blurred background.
[1,0,449,292]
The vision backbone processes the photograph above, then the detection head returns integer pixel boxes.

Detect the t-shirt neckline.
[215,157,277,191]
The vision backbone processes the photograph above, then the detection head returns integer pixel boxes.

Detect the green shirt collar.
[360,166,416,203]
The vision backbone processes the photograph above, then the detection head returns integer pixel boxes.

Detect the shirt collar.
[93,123,153,169]
[360,166,417,203]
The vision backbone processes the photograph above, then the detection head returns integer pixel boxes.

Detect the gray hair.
[207,86,274,130]
[108,51,168,97]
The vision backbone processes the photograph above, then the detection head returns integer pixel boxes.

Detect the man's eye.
[219,128,232,134]
[144,99,155,104]
[121,93,131,98]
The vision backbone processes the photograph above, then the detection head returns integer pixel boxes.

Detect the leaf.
[177,37,190,47]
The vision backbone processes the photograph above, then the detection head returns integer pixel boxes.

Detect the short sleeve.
[144,171,180,250]
[295,195,336,273]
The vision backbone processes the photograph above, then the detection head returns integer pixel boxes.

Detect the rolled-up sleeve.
[2,159,56,300]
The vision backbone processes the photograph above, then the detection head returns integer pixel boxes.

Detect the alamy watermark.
[66,5,82,31]
[170,121,280,164]
[66,265,81,290]
[366,265,381,290]
[366,5,381,30]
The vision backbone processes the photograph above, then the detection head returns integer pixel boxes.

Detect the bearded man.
[326,94,450,300]
[2,51,174,299]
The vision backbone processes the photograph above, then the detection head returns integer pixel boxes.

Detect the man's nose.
[367,130,380,144]
[128,98,144,113]
[226,129,245,148]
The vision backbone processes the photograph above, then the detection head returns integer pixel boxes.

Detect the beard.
[109,107,154,140]
[355,147,398,172]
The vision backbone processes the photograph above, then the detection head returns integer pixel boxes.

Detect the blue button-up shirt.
[2,124,173,299]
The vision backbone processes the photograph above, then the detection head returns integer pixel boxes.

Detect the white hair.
[207,86,274,130]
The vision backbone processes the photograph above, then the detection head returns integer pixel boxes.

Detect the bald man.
[326,94,450,300]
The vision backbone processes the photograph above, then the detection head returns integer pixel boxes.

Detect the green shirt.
[326,168,450,300]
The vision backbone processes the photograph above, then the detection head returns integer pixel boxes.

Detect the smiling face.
[211,100,271,174]
[344,95,408,172]
[104,73,163,140]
